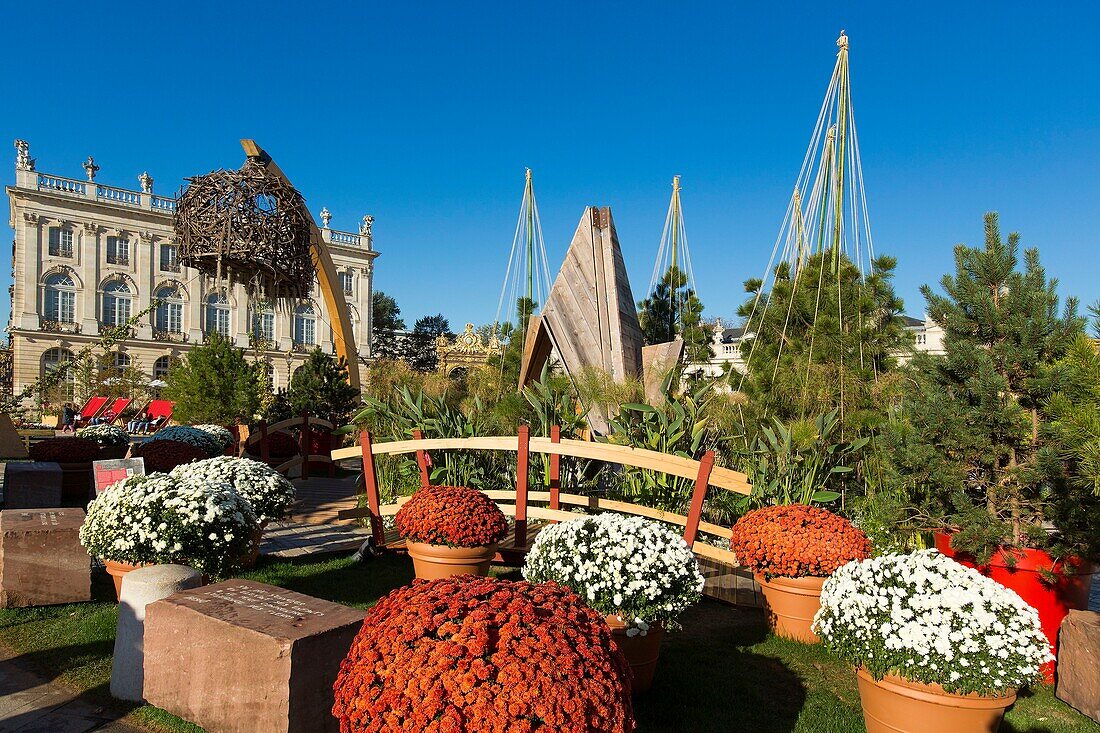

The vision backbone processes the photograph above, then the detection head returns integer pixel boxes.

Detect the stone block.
[2,462,63,509]
[0,508,90,608]
[143,579,366,733]
[1056,610,1100,723]
[111,564,203,702]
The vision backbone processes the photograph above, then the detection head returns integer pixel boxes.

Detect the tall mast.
[832,31,850,255]
[525,168,534,307]
[648,175,697,344]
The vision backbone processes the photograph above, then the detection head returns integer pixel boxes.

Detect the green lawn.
[0,554,1095,733]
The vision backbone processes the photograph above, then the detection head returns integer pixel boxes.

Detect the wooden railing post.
[299,411,311,481]
[412,429,430,489]
[683,450,715,548]
[548,424,561,511]
[259,420,270,464]
[359,430,385,545]
[515,424,530,548]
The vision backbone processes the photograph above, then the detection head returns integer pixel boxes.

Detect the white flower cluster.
[192,424,234,453]
[80,471,258,577]
[147,425,225,457]
[171,456,295,524]
[77,424,130,446]
[813,550,1053,696]
[523,513,704,634]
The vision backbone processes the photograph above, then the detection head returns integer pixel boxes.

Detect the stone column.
[110,564,202,702]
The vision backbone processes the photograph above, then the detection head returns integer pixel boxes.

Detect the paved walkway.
[259,519,372,558]
[0,647,139,733]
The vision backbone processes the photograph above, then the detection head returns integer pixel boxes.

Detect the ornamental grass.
[28,437,101,463]
[132,439,208,474]
[729,504,871,579]
[395,485,508,548]
[332,576,634,733]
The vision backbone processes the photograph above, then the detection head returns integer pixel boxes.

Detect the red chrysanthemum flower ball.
[332,576,635,733]
[29,437,101,463]
[131,439,207,474]
[395,485,508,548]
[729,504,871,579]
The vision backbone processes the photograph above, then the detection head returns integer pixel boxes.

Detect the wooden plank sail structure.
[518,206,644,398]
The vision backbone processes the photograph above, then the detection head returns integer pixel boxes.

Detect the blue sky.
[4,2,1099,328]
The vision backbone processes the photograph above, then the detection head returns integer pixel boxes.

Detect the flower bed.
[523,513,704,633]
[79,471,257,577]
[146,426,224,457]
[394,485,507,547]
[28,437,101,463]
[76,424,130,446]
[191,424,234,454]
[813,550,1052,696]
[132,439,208,474]
[171,456,295,524]
[332,576,634,733]
[729,504,871,579]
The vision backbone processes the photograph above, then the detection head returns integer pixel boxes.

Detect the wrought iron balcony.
[107,255,130,266]
[99,323,135,339]
[291,341,314,353]
[160,261,181,273]
[40,319,81,334]
[48,246,74,258]
[152,329,188,343]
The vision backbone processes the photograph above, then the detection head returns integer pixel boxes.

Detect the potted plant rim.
[80,471,259,599]
[729,504,871,642]
[813,550,1052,733]
[522,513,705,694]
[394,485,508,580]
[170,456,296,567]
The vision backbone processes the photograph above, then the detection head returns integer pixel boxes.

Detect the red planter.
[934,532,1094,682]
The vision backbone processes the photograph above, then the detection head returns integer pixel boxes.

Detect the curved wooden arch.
[239,140,360,390]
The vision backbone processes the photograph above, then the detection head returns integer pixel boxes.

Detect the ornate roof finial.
[359,215,374,237]
[673,174,681,192]
[139,171,154,193]
[320,207,332,229]
[525,167,532,183]
[82,156,100,181]
[14,140,34,171]
[837,30,849,52]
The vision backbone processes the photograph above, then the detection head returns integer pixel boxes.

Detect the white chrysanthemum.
[522,513,704,633]
[170,456,295,523]
[77,424,130,446]
[813,550,1053,696]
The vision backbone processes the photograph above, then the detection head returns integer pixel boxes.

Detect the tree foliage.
[1047,309,1100,497]
[638,265,713,363]
[274,348,361,425]
[886,213,1093,560]
[735,248,909,434]
[406,314,452,372]
[163,332,261,424]
[372,290,405,361]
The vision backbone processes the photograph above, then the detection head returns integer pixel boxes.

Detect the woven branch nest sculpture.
[174,159,315,300]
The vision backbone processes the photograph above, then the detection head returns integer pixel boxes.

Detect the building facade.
[6,140,378,403]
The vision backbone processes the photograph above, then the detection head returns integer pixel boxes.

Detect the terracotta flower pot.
[238,524,267,570]
[104,559,145,601]
[405,541,497,580]
[855,667,1016,733]
[935,532,1095,682]
[605,615,665,694]
[754,573,825,643]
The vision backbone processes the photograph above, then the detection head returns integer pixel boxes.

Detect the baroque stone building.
[5,140,378,403]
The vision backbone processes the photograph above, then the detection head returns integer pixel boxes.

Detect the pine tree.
[163,332,261,424]
[406,314,452,372]
[281,348,361,425]
[889,213,1087,558]
[736,248,908,432]
[1047,310,1100,495]
[637,266,713,363]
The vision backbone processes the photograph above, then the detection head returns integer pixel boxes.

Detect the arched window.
[102,280,132,327]
[205,293,230,338]
[153,356,173,380]
[44,273,76,323]
[41,347,76,401]
[250,302,275,345]
[293,304,316,347]
[155,285,184,334]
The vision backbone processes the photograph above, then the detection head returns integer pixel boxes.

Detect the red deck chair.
[103,398,132,426]
[76,396,109,428]
[144,400,174,433]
